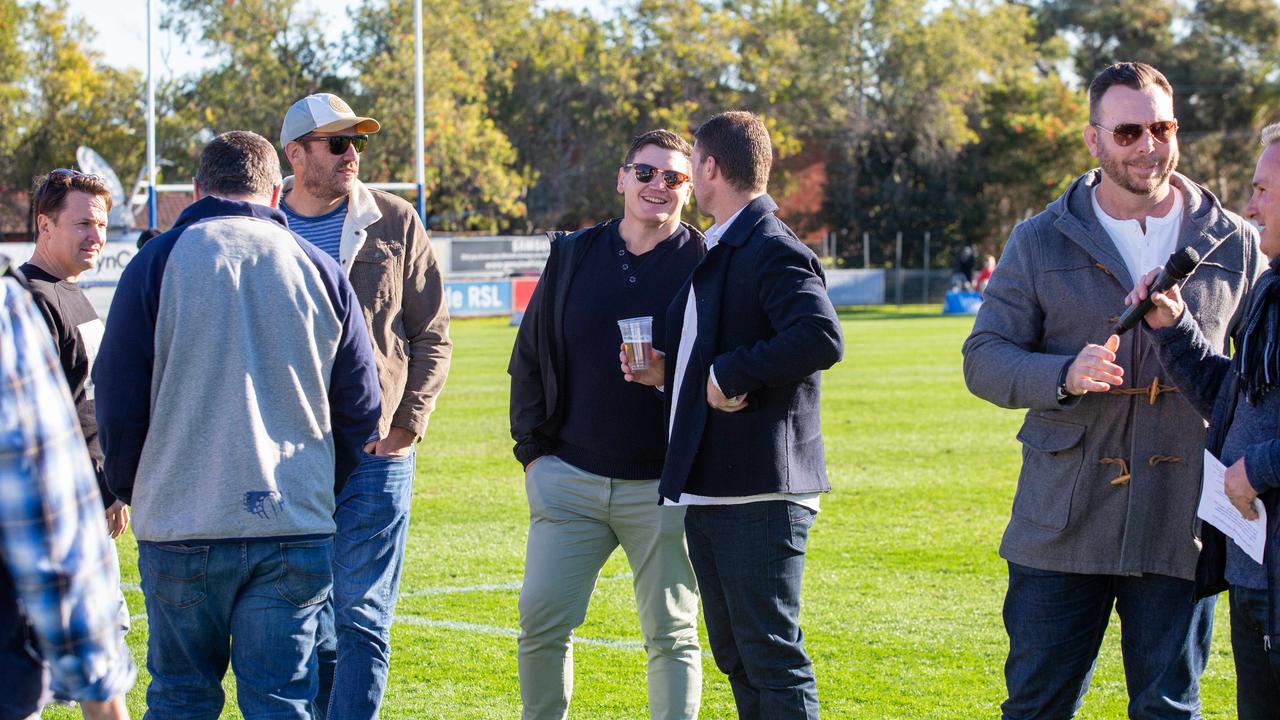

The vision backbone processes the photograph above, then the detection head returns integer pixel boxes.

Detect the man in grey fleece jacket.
[94,131,381,720]
[963,62,1263,719]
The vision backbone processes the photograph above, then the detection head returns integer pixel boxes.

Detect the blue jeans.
[314,449,415,720]
[1229,585,1280,719]
[137,537,333,720]
[1001,562,1215,720]
[685,501,819,719]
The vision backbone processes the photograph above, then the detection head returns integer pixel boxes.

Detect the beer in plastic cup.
[618,316,654,370]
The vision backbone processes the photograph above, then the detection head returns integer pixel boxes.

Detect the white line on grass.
[126,612,644,651]
[398,573,629,598]
[400,581,522,596]
[123,574,631,598]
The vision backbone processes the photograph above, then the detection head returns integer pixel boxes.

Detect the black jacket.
[659,195,844,501]
[507,219,704,468]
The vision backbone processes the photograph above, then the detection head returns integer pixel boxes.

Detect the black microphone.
[1112,246,1202,335]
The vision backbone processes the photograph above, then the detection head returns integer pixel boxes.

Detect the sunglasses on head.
[296,134,369,155]
[1092,120,1178,147]
[623,163,690,189]
[43,168,104,183]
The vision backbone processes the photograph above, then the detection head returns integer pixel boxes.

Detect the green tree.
[489,0,743,229]
[1031,0,1280,209]
[3,0,144,236]
[159,0,345,181]
[343,0,529,231]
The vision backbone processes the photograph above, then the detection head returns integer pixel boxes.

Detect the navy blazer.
[660,195,844,501]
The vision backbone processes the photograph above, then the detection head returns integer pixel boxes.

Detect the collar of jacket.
[715,194,779,248]
[280,176,383,272]
[173,195,288,231]
[1048,170,1239,290]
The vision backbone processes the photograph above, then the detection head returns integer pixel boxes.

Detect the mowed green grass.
[46,308,1237,718]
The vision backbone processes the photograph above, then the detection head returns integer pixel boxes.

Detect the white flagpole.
[414,0,425,222]
[146,0,157,229]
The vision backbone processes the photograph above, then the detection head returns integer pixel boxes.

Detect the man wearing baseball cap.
[280,93,452,719]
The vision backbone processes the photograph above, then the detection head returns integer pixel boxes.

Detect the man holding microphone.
[963,61,1262,718]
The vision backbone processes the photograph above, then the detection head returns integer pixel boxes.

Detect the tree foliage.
[2,0,144,236]
[4,0,1280,258]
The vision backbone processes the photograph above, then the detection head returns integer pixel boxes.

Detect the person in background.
[135,227,162,250]
[626,111,843,719]
[20,169,134,710]
[975,253,996,294]
[22,169,128,538]
[0,257,135,720]
[509,129,704,720]
[278,92,452,720]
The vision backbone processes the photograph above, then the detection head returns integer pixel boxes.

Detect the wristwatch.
[1056,362,1072,402]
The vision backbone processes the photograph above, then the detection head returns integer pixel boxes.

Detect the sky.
[65,0,609,75]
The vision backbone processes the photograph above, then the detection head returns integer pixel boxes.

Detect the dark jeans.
[1001,562,1215,720]
[685,501,819,720]
[1230,585,1280,720]
[138,538,333,720]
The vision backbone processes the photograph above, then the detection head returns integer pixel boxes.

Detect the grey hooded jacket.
[963,170,1264,580]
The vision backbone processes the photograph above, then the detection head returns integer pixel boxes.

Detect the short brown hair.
[1088,62,1174,122]
[195,131,282,199]
[623,129,692,165]
[32,169,113,221]
[693,111,772,192]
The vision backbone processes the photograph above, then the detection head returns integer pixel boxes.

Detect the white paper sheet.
[1200,450,1268,565]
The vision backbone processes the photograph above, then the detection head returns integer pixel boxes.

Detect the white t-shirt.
[1091,185,1183,286]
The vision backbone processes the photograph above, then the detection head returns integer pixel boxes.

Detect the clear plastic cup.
[618,316,654,370]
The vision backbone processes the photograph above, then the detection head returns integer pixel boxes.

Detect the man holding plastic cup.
[508,129,705,719]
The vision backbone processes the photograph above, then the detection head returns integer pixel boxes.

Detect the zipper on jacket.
[1266,635,1272,652]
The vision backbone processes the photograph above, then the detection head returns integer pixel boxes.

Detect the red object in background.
[513,276,539,312]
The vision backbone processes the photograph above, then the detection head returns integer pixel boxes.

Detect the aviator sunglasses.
[296,134,370,155]
[1091,120,1178,147]
[623,163,690,189]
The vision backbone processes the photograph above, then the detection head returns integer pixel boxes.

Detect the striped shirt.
[282,197,348,263]
[0,275,135,701]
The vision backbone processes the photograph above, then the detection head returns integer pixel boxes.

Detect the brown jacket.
[283,177,452,439]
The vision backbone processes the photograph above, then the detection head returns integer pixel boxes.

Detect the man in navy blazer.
[625,111,843,719]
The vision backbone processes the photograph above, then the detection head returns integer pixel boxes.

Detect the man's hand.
[105,500,130,539]
[81,696,129,720]
[707,374,747,412]
[1065,334,1124,396]
[1123,266,1186,330]
[365,426,416,457]
[1225,458,1261,521]
[620,344,665,387]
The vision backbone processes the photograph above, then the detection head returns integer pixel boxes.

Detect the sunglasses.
[1092,120,1178,147]
[296,134,369,155]
[42,168,104,184]
[623,163,690,189]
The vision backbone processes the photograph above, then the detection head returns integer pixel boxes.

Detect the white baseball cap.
[280,93,381,148]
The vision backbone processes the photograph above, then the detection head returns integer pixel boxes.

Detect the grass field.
[46,308,1239,718]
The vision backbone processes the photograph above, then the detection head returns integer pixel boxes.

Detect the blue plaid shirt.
[0,276,135,701]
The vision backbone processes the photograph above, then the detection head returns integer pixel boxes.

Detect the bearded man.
[278,93,452,720]
[963,62,1265,719]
